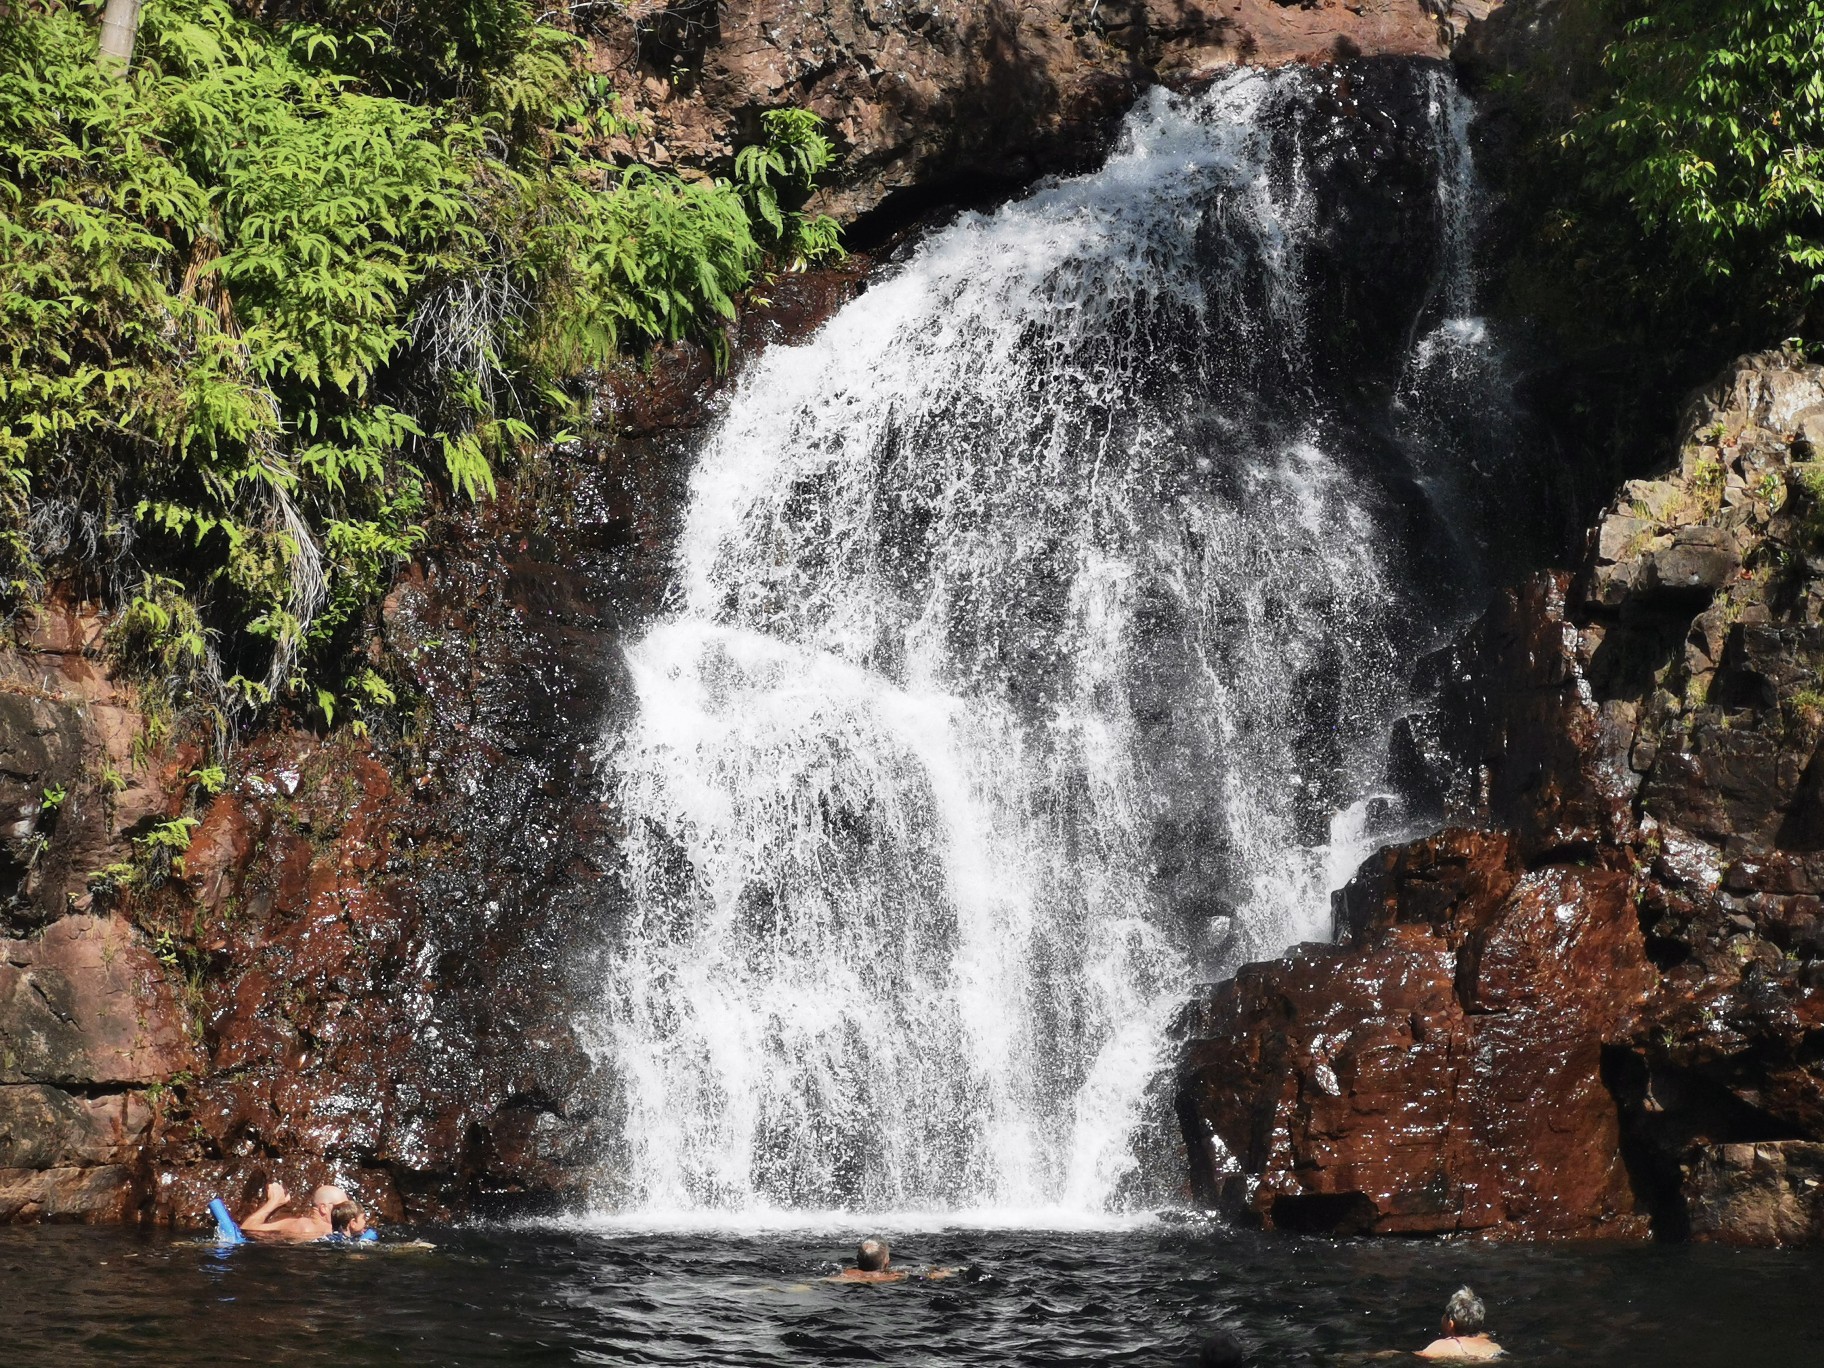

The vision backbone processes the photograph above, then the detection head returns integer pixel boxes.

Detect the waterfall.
[586,64,1520,1215]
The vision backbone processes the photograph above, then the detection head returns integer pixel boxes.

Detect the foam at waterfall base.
[529,1207,1163,1236]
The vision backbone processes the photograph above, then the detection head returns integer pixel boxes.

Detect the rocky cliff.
[0,602,199,1219]
[0,475,642,1224]
[588,0,1498,222]
[1176,352,1824,1245]
[1,0,1520,1227]
[0,264,866,1225]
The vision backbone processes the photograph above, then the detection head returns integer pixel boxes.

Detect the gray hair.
[1444,1287,1486,1334]
[857,1237,890,1272]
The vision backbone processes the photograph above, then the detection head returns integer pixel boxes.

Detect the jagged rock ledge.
[587,0,1502,223]
[1175,353,1824,1245]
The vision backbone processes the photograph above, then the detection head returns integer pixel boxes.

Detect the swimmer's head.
[856,1237,890,1272]
[1443,1287,1486,1335]
[1193,1329,1250,1368]
[311,1185,351,1217]
[330,1201,367,1236]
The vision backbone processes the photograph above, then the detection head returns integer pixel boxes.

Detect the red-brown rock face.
[1181,829,1654,1237]
[1177,353,1824,1244]
[0,915,197,1221]
[0,594,198,1223]
[587,0,1498,220]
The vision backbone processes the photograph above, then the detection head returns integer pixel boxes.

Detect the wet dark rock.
[132,269,878,1229]
[1685,1141,1824,1245]
[1178,352,1824,1244]
[582,0,1491,223]
[135,477,665,1224]
[1179,828,1654,1238]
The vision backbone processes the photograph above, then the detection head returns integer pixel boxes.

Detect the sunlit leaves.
[0,0,841,730]
[1567,0,1824,331]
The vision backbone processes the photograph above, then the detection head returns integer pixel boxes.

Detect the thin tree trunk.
[97,0,140,73]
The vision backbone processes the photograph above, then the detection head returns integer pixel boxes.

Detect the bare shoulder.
[1416,1338,1504,1361]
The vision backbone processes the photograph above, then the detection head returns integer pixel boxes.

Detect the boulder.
[1685,1141,1824,1246]
[0,1085,153,1169]
[0,1164,136,1222]
[0,915,194,1086]
[1179,830,1654,1237]
[1647,526,1740,596]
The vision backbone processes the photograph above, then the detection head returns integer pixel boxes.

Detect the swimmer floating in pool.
[239,1180,350,1243]
[824,1237,959,1284]
[1415,1287,1504,1361]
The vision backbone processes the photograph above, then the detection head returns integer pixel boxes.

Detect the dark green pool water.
[3,1217,1819,1365]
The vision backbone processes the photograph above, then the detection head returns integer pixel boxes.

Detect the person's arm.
[240,1182,297,1238]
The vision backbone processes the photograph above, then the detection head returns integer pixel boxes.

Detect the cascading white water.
[587,66,1513,1215]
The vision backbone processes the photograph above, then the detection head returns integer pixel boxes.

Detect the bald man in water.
[240,1180,350,1242]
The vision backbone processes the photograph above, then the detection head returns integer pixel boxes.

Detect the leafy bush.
[0,0,840,734]
[1551,0,1824,345]
[735,109,843,268]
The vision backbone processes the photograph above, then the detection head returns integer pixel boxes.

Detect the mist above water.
[587,65,1528,1215]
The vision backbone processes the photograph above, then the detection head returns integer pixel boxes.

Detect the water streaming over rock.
[586,63,1531,1214]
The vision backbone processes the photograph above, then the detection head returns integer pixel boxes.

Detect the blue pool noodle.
[208,1197,246,1245]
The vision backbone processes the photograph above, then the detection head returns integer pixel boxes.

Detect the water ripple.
[7,1225,1821,1367]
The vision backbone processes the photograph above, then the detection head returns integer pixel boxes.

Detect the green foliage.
[86,859,138,894]
[139,815,200,854]
[134,813,200,881]
[1792,460,1824,545]
[734,109,843,268]
[0,0,841,734]
[105,576,210,681]
[188,764,226,794]
[1556,0,1824,343]
[40,783,66,811]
